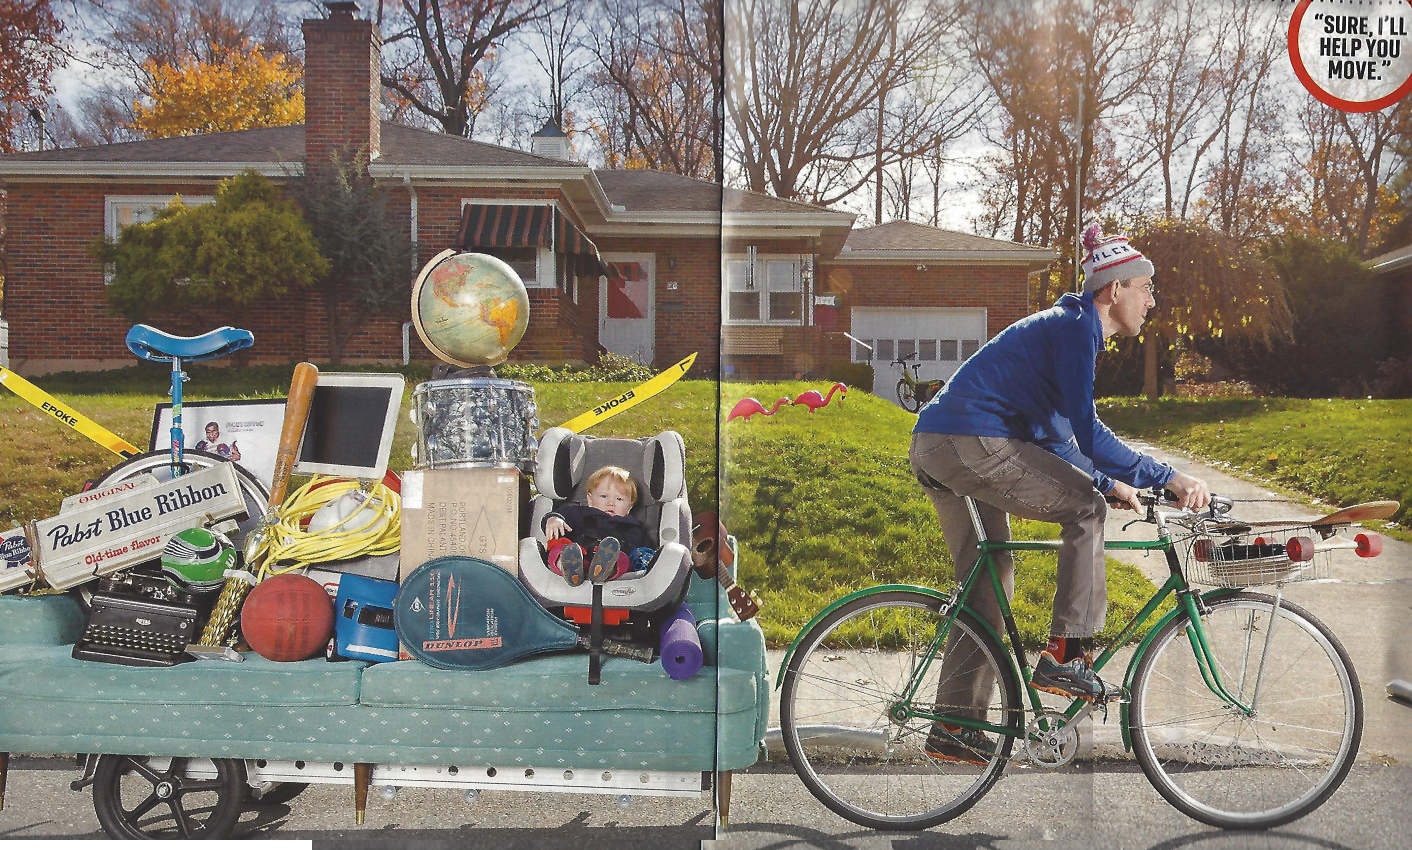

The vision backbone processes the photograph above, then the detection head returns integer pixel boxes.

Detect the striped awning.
[457,204,552,250]
[555,211,606,276]
[455,204,606,277]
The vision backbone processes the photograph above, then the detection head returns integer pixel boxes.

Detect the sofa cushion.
[0,595,86,646]
[0,645,366,707]
[360,651,757,714]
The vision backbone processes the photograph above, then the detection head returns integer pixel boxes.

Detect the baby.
[543,465,657,585]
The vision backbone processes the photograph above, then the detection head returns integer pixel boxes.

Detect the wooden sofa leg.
[354,762,371,825]
[0,751,8,811]
[715,769,732,830]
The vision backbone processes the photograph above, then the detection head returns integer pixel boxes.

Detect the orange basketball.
[240,574,335,662]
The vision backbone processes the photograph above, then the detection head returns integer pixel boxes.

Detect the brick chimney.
[302,1,381,167]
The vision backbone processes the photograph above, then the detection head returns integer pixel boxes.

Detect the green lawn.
[1099,397,1411,535]
[0,367,1160,650]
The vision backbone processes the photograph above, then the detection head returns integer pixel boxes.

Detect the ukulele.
[691,512,761,621]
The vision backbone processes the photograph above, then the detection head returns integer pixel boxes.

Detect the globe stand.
[432,363,497,380]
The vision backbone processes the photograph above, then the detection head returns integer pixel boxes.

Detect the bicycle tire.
[780,590,1020,831]
[1127,592,1361,830]
[94,449,270,552]
[896,379,919,413]
[92,754,246,839]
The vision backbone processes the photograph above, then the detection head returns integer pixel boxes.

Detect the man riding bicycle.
[907,224,1210,764]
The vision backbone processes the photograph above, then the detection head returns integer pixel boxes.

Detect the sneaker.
[924,725,998,766]
[558,544,585,587]
[588,537,622,583]
[1030,651,1122,702]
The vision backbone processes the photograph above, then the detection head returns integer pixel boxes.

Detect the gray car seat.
[519,426,692,611]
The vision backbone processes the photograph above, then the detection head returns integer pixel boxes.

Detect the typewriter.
[72,571,200,667]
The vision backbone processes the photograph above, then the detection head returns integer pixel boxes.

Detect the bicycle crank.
[1024,710,1081,769]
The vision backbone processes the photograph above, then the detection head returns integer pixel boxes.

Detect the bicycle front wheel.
[780,590,1020,831]
[896,379,919,412]
[1128,592,1361,830]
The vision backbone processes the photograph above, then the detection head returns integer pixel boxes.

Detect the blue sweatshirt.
[914,292,1174,494]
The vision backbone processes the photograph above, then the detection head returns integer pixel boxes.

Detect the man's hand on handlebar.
[1106,480,1143,513]
[1164,471,1211,511]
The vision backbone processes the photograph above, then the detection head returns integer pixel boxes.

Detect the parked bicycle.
[893,353,944,413]
[777,489,1394,831]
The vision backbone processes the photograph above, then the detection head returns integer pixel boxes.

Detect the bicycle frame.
[775,501,1259,752]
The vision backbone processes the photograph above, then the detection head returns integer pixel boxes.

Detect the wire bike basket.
[1179,525,1330,588]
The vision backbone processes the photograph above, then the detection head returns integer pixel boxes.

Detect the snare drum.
[410,378,539,471]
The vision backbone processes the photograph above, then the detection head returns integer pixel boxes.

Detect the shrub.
[825,360,874,389]
[498,352,656,384]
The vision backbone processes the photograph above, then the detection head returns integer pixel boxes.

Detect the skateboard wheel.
[1193,539,1213,562]
[1286,536,1315,562]
[1355,532,1382,557]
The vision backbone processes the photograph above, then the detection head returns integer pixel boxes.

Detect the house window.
[104,194,214,284]
[722,253,807,325]
[875,339,894,361]
[918,339,938,361]
[897,339,916,360]
[962,339,981,359]
[476,245,554,290]
[852,338,873,361]
[938,339,959,361]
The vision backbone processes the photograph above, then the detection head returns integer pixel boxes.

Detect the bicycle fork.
[1180,588,1271,717]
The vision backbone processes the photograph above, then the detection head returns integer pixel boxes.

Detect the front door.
[599,254,655,364]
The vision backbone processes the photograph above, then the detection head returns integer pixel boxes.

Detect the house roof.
[0,122,848,226]
[835,220,1054,264]
[0,123,571,169]
[592,168,839,216]
[1367,242,1412,274]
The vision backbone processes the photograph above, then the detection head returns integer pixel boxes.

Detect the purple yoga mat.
[659,603,702,680]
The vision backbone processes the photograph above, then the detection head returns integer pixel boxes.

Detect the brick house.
[0,3,1052,392]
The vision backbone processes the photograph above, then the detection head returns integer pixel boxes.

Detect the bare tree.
[524,0,591,131]
[378,0,555,138]
[963,0,1163,301]
[1199,0,1288,243]
[724,0,974,206]
[581,0,720,179]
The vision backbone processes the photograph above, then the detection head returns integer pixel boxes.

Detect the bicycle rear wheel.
[1127,592,1361,829]
[896,379,919,413]
[780,590,1020,830]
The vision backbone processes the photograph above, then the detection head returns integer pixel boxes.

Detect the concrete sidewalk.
[760,440,1412,767]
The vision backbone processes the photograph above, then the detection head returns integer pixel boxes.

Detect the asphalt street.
[1,443,1407,847]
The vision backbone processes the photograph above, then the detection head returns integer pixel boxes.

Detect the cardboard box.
[399,468,525,578]
[397,468,527,660]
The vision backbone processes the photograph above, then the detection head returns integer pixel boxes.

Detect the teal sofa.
[0,573,766,830]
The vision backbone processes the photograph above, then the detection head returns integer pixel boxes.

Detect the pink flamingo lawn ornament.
[791,382,847,413]
[726,396,791,422]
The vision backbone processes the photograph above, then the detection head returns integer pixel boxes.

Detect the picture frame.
[150,398,287,492]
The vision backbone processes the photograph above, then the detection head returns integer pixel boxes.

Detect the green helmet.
[161,527,236,591]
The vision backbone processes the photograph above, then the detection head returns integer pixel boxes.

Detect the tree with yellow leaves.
[130,45,303,138]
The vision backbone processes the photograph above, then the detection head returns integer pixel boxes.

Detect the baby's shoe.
[588,537,621,583]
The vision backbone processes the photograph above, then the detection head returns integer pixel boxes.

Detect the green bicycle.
[777,489,1387,831]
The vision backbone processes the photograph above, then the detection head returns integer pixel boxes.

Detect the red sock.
[1045,636,1083,662]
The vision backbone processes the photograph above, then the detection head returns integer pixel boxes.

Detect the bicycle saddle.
[125,324,254,362]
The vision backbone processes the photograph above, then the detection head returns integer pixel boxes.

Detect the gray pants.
[908,432,1109,719]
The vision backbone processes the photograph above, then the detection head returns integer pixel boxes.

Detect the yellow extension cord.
[256,476,401,580]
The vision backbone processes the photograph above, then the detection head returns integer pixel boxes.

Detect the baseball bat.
[196,362,320,647]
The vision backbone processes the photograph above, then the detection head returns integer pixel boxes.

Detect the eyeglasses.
[1129,281,1157,298]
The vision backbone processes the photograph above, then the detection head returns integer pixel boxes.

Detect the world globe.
[410,250,531,367]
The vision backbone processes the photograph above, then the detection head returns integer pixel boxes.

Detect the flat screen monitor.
[294,373,405,480]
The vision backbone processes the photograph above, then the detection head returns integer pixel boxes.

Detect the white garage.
[849,307,988,405]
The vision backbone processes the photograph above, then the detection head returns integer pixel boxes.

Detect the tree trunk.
[1143,332,1160,401]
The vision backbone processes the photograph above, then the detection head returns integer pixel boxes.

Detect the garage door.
[850,308,987,405]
